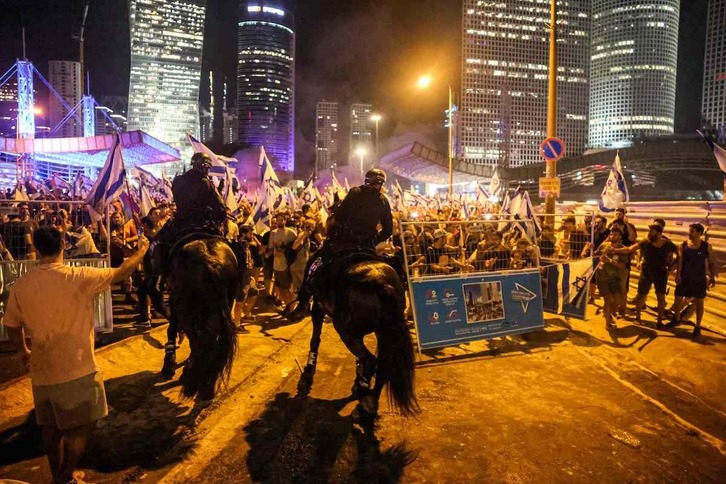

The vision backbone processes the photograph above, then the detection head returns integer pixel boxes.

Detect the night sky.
[0,0,708,171]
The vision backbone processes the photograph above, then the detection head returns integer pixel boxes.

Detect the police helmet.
[191,152,212,169]
[364,168,386,188]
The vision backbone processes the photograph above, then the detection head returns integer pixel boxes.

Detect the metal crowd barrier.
[0,199,113,341]
[0,258,114,341]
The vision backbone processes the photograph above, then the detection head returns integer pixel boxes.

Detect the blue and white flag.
[139,183,157,217]
[331,172,347,202]
[598,153,629,212]
[488,168,502,200]
[696,129,726,173]
[544,258,597,316]
[85,134,127,222]
[259,146,281,188]
[131,165,162,189]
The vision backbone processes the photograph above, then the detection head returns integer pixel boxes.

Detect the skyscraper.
[237,1,295,173]
[349,103,372,163]
[589,1,680,148]
[460,1,590,166]
[702,0,725,134]
[49,60,82,138]
[127,0,206,148]
[316,101,338,172]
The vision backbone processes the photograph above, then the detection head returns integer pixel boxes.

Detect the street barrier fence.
[0,199,113,341]
[400,218,546,351]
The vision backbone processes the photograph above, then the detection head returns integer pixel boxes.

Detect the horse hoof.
[297,366,316,394]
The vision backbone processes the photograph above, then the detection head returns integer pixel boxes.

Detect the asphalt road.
[1,301,725,483]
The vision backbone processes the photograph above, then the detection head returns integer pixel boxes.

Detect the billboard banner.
[411,269,544,351]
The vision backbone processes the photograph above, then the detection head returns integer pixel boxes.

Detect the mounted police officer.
[172,152,227,235]
[287,168,393,321]
[155,152,227,275]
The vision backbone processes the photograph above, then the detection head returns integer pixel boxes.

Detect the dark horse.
[298,256,418,418]
[162,236,239,401]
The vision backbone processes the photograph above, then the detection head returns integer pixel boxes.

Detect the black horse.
[162,237,239,401]
[298,257,418,418]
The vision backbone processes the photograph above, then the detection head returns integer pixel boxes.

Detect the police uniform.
[329,185,393,249]
[172,168,226,231]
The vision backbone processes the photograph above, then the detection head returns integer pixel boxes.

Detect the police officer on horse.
[287,168,393,321]
[172,152,227,235]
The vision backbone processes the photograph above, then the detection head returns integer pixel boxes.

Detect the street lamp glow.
[371,114,382,122]
[356,147,367,179]
[416,76,432,89]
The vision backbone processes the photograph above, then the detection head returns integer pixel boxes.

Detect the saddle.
[152,224,227,276]
[307,247,382,298]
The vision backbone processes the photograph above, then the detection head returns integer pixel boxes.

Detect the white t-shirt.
[4,263,115,386]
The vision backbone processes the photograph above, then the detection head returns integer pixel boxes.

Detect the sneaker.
[656,322,666,330]
[124,293,137,304]
[235,325,250,334]
[134,320,152,328]
[607,320,617,330]
[692,326,701,339]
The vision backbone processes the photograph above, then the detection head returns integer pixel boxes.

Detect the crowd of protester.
[0,188,717,339]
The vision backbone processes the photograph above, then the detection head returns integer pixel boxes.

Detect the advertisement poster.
[411,269,544,351]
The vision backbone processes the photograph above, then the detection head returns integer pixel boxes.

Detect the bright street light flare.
[416,76,432,89]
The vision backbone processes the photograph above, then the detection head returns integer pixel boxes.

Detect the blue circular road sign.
[540,137,566,162]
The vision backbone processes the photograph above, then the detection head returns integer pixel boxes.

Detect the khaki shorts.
[32,372,108,430]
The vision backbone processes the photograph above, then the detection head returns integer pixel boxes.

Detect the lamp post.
[545,0,558,223]
[417,76,454,197]
[355,147,367,180]
[371,113,382,159]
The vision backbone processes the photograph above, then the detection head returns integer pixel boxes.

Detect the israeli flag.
[85,134,127,222]
[598,153,629,212]
[488,168,502,199]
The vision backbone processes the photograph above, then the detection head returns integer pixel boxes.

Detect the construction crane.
[73,0,91,95]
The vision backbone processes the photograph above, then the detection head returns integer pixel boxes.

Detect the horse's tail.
[377,280,419,417]
[174,241,238,399]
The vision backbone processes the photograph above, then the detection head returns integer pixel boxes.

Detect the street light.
[417,75,454,197]
[355,146,367,180]
[371,114,382,159]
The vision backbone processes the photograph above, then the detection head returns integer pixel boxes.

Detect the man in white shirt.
[4,226,148,484]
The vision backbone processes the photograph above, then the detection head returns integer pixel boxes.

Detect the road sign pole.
[545,0,557,225]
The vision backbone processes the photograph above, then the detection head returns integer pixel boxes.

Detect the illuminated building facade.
[49,60,82,138]
[127,0,206,148]
[702,0,726,135]
[589,0,680,148]
[237,1,295,173]
[95,96,128,135]
[316,100,338,172]
[461,0,590,166]
[349,103,372,163]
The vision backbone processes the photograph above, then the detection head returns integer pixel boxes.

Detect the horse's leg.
[339,334,376,394]
[298,302,324,393]
[161,305,178,379]
[340,334,380,417]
